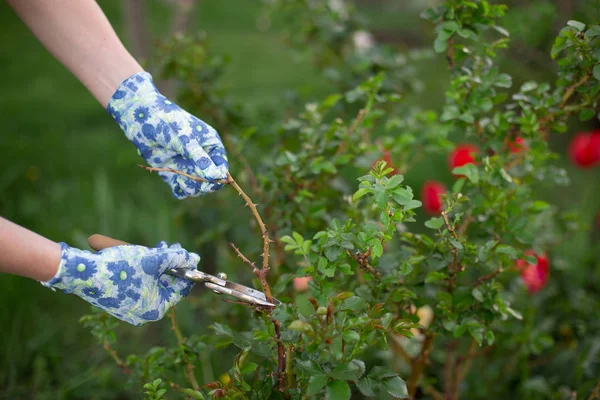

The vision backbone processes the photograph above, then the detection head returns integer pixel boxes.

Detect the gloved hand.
[42,241,199,326]
[107,71,229,199]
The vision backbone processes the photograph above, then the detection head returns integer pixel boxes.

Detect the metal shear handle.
[88,234,279,308]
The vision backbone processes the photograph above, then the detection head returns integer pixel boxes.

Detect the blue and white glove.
[42,241,199,326]
[107,72,229,199]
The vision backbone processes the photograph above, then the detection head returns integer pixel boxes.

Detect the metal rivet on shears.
[213,272,228,294]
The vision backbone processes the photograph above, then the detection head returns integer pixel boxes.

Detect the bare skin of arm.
[2,0,144,281]
[0,217,61,281]
[6,0,144,107]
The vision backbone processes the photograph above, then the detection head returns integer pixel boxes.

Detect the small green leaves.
[566,20,586,32]
[578,108,595,121]
[356,367,408,398]
[381,375,409,398]
[143,379,167,400]
[452,164,479,183]
[495,244,518,259]
[425,271,447,284]
[425,217,444,229]
[352,188,371,202]
[329,359,365,380]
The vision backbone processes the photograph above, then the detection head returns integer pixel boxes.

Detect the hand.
[107,72,229,199]
[42,241,200,326]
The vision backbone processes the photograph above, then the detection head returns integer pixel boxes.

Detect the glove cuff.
[41,243,97,293]
[106,71,160,138]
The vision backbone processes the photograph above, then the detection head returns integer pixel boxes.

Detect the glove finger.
[193,120,229,171]
[155,241,169,249]
[160,274,195,300]
[141,248,194,276]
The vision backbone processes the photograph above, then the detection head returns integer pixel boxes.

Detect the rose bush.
[81,1,600,399]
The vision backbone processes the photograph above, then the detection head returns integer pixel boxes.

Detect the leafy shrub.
[82,1,600,399]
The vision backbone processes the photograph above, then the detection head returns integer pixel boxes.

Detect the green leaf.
[521,81,537,92]
[356,377,378,397]
[325,246,344,262]
[486,330,495,345]
[329,360,364,380]
[368,366,398,379]
[381,376,409,398]
[322,94,342,109]
[567,20,585,31]
[399,262,413,276]
[326,380,351,400]
[386,174,404,189]
[372,240,383,258]
[292,232,304,245]
[296,359,323,375]
[468,326,484,346]
[495,244,517,258]
[593,65,600,81]
[425,217,444,229]
[403,199,422,211]
[280,235,296,246]
[472,288,484,302]
[579,108,595,121]
[353,188,371,202]
[307,374,329,396]
[433,38,448,53]
[240,362,258,374]
[182,389,207,399]
[425,271,447,284]
[449,238,463,250]
[341,296,366,311]
[495,73,513,88]
[507,307,523,320]
[452,177,466,193]
[452,164,479,184]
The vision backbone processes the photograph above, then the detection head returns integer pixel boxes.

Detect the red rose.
[421,180,446,215]
[449,144,478,176]
[509,136,527,153]
[568,131,600,168]
[516,250,549,293]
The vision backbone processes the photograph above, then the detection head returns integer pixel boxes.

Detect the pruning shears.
[88,234,281,308]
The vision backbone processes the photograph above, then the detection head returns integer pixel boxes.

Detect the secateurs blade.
[88,234,280,308]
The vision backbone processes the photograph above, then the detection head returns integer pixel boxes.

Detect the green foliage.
[6,0,596,399]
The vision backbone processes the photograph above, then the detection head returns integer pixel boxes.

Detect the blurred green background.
[1,0,599,398]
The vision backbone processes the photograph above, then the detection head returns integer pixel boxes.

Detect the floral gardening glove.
[107,71,228,199]
[42,241,199,326]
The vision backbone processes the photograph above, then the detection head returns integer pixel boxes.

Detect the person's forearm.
[0,217,61,282]
[7,0,143,107]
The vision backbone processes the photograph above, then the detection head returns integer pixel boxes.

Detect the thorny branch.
[441,210,463,282]
[139,164,286,391]
[138,165,229,185]
[588,380,600,400]
[407,332,435,398]
[170,307,200,390]
[451,340,478,400]
[347,248,381,278]
[335,108,367,155]
[474,268,502,287]
[560,73,591,108]
[102,342,131,375]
